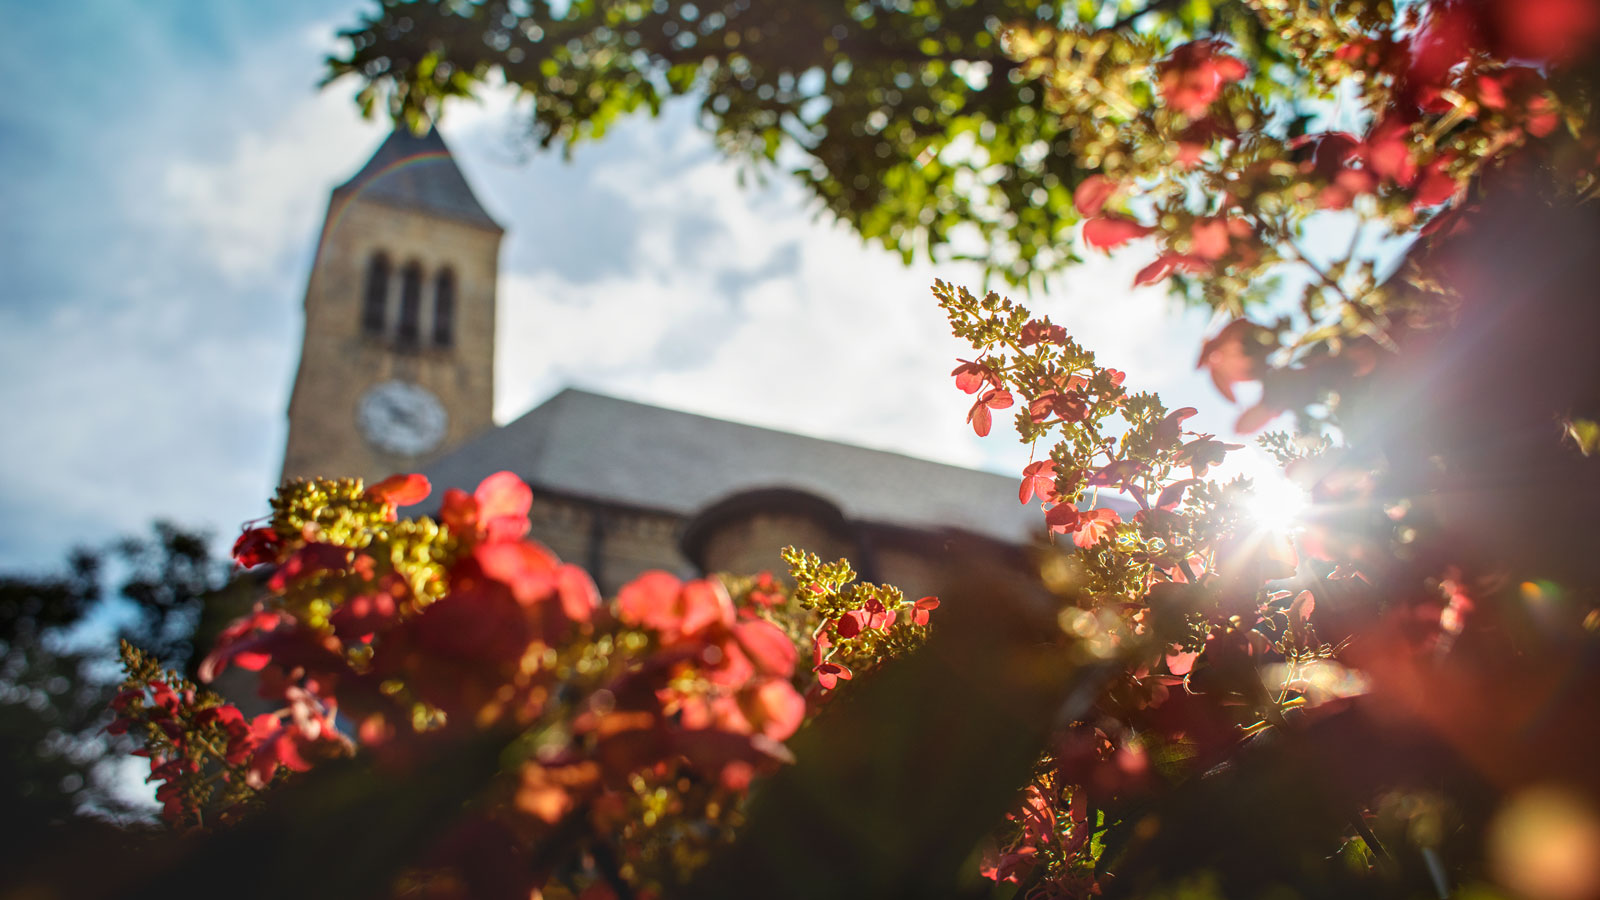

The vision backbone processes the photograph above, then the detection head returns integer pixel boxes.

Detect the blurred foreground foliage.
[16,1,1600,899]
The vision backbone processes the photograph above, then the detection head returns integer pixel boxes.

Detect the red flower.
[834,609,867,639]
[1019,319,1068,347]
[1155,478,1201,511]
[1158,40,1249,117]
[814,661,853,690]
[1019,460,1058,504]
[1153,407,1197,449]
[197,608,286,682]
[231,527,282,569]
[443,471,535,544]
[366,473,431,508]
[862,596,897,631]
[1073,508,1122,549]
[1173,115,1237,167]
[951,359,999,394]
[1083,215,1153,250]
[472,540,560,603]
[1174,436,1243,477]
[812,629,832,665]
[1190,217,1231,260]
[1411,155,1459,208]
[1045,502,1081,534]
[1029,390,1089,424]
[912,596,940,626]
[555,565,601,623]
[1073,174,1116,216]
[1087,459,1148,493]
[616,571,734,643]
[967,388,1014,437]
[474,471,534,541]
[266,542,352,593]
[1357,117,1418,187]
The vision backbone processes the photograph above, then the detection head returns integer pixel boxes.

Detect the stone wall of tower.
[282,195,500,484]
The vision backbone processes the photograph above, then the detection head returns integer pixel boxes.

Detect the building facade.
[282,128,501,483]
[283,129,1107,598]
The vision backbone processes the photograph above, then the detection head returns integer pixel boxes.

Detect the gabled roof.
[423,388,1128,544]
[332,127,503,232]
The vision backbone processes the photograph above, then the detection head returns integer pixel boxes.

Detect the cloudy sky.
[0,1,1255,573]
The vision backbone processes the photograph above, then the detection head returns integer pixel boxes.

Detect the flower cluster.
[108,642,347,828]
[940,3,1600,894]
[779,546,938,696]
[1007,0,1595,431]
[115,472,934,897]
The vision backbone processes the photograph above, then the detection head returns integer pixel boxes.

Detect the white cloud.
[486,103,1242,484]
[160,93,382,283]
[2,7,1266,574]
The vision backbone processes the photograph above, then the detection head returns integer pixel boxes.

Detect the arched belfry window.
[432,268,456,348]
[360,252,390,335]
[396,261,424,348]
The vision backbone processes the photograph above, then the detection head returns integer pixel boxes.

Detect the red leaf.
[1196,319,1274,402]
[1156,479,1201,510]
[1234,402,1283,434]
[1134,256,1176,287]
[1083,215,1152,250]
[1154,407,1198,448]
[1134,252,1211,287]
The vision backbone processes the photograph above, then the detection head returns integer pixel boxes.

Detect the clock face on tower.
[356,380,449,457]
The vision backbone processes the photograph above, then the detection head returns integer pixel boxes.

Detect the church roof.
[422,388,1126,544]
[332,127,503,232]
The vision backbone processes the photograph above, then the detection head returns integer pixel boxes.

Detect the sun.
[1242,464,1312,534]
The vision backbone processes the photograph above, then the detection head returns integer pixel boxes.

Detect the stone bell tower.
[282,126,503,484]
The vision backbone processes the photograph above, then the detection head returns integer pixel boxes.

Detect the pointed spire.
[333,126,503,232]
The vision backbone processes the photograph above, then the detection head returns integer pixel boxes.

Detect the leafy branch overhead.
[328,0,1289,285]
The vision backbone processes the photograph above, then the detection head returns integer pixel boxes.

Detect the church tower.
[282,127,503,484]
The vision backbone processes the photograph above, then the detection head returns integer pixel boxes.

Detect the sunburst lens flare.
[1243,468,1312,534]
